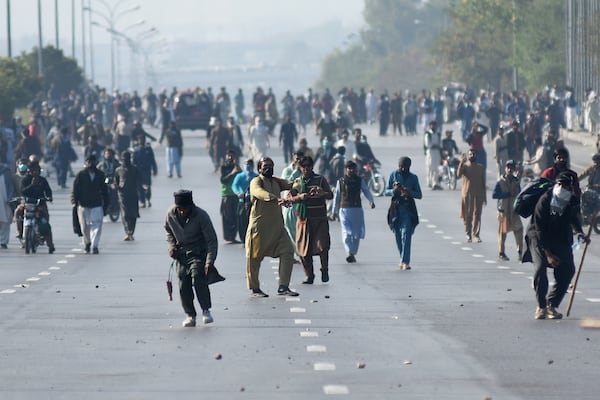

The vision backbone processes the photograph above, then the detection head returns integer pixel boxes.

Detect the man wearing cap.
[71,154,108,254]
[165,190,218,327]
[332,160,375,263]
[522,172,589,320]
[245,157,299,297]
[492,160,523,261]
[385,157,422,270]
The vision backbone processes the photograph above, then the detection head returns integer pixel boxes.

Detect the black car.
[173,91,212,132]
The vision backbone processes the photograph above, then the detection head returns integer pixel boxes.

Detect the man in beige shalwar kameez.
[492,160,523,261]
[245,157,299,298]
[458,149,487,243]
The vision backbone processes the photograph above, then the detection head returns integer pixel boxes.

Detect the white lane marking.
[71,248,82,252]
[269,260,278,263]
[314,362,336,371]
[421,218,429,222]
[461,247,472,251]
[434,230,444,234]
[48,266,60,270]
[0,289,16,294]
[497,266,511,270]
[38,271,51,276]
[510,271,525,275]
[295,319,311,325]
[426,224,437,228]
[300,331,319,337]
[307,345,327,352]
[484,260,497,264]
[442,236,453,240]
[451,241,461,245]
[65,254,76,258]
[323,385,349,395]
[586,298,600,302]
[26,277,40,282]
[13,284,29,288]
[290,307,306,313]
[271,266,278,269]
[56,260,68,264]
[286,297,300,302]
[472,254,484,258]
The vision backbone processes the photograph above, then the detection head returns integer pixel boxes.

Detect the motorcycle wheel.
[24,225,34,254]
[109,209,120,222]
[594,217,600,234]
[448,169,457,190]
[369,175,386,197]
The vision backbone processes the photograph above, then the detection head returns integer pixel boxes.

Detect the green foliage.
[0,57,41,120]
[20,46,84,97]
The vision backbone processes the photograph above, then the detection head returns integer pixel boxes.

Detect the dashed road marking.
[434,230,443,234]
[56,260,68,264]
[26,277,40,282]
[442,236,452,240]
[461,247,472,251]
[48,266,60,270]
[426,224,437,228]
[307,345,327,352]
[314,362,336,371]
[38,271,51,276]
[510,271,525,275]
[300,331,319,337]
[497,266,511,270]
[0,289,16,294]
[271,266,278,269]
[472,254,484,258]
[586,298,600,302]
[71,248,82,252]
[451,241,461,245]
[323,385,349,395]
[13,284,29,288]
[290,307,306,313]
[484,260,497,264]
[286,297,300,302]
[65,254,75,258]
[295,319,311,325]
[421,218,429,222]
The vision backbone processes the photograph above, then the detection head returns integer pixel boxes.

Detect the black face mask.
[261,167,273,178]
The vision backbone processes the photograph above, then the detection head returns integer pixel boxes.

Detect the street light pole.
[55,0,59,48]
[6,0,12,57]
[37,0,43,76]
[81,0,87,76]
[88,0,95,82]
[72,0,76,57]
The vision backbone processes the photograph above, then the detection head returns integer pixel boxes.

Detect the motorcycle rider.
[18,160,55,253]
[579,153,600,191]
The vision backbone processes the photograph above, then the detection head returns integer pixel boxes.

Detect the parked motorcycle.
[21,197,51,254]
[581,188,600,234]
[361,159,385,197]
[105,176,120,222]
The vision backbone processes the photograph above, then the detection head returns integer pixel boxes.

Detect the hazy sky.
[1,0,365,54]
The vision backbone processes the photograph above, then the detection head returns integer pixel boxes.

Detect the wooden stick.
[566,211,597,317]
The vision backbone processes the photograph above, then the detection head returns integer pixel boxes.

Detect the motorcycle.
[439,150,459,190]
[361,159,386,197]
[581,188,600,234]
[105,176,120,222]
[21,197,51,254]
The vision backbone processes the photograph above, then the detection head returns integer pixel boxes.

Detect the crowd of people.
[2,81,600,326]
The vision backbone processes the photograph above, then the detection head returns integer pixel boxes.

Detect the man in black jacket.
[71,154,108,254]
[523,172,588,320]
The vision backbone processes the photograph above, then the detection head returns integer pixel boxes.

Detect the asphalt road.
[1,122,599,399]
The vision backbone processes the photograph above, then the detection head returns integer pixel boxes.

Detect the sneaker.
[546,305,563,319]
[85,243,91,254]
[48,246,55,254]
[302,275,315,284]
[346,254,356,263]
[499,253,510,261]
[466,235,472,243]
[321,270,329,283]
[277,286,299,296]
[182,316,196,327]
[401,263,412,270]
[534,307,546,320]
[474,236,482,243]
[202,310,214,324]
[0,244,7,249]
[123,235,132,241]
[93,247,99,254]
[251,289,269,298]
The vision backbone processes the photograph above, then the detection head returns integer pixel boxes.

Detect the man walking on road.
[492,160,523,261]
[522,173,588,320]
[72,154,108,254]
[165,190,218,327]
[220,150,241,244]
[458,149,486,243]
[114,151,140,241]
[245,157,299,298]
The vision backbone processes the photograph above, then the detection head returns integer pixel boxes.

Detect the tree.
[20,46,84,98]
[0,57,41,120]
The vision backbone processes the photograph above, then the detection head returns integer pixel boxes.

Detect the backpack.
[513,178,553,218]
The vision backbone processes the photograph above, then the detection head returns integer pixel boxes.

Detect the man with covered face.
[522,172,589,320]
[385,157,422,270]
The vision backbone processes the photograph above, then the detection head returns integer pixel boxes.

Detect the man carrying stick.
[522,173,589,320]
